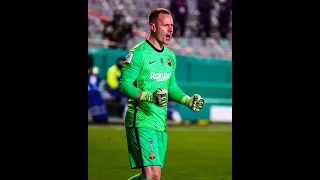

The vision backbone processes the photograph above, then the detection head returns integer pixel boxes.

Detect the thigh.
[126,127,142,169]
[157,130,168,168]
[126,127,162,169]
[138,128,162,167]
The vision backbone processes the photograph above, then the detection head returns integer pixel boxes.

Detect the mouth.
[165,34,171,41]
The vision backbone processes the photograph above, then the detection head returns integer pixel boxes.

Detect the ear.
[149,23,156,32]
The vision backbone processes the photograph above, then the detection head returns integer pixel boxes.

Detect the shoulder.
[131,40,147,53]
[124,41,148,64]
[108,65,117,71]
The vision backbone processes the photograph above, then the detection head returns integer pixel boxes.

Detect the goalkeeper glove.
[182,94,204,112]
[139,88,167,107]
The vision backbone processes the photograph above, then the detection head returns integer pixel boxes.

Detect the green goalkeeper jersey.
[119,40,187,132]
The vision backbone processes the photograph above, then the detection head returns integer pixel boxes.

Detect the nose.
[168,25,173,32]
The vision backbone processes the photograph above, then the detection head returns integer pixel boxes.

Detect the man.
[119,8,204,180]
[169,0,188,37]
[102,9,134,49]
[106,56,125,97]
[197,0,214,37]
[88,55,108,123]
[106,56,127,117]
[218,0,232,39]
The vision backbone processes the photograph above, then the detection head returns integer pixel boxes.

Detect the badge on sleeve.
[124,52,133,63]
[167,58,172,66]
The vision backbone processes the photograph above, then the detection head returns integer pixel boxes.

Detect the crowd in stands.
[88,0,232,60]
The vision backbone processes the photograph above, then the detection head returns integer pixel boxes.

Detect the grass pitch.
[88,124,232,180]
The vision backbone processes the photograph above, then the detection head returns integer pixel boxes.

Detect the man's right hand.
[139,88,168,107]
[184,94,204,112]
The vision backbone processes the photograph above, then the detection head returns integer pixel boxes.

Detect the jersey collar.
[145,40,164,53]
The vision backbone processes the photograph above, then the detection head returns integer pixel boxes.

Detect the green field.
[88,124,232,180]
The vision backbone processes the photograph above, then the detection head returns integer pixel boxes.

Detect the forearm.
[168,68,189,105]
[167,55,204,112]
[118,81,141,100]
[169,85,205,112]
[118,51,142,100]
[168,84,188,105]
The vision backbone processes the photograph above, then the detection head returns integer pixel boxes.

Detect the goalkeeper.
[119,8,204,180]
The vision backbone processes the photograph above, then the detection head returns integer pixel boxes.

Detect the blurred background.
[88,1,232,179]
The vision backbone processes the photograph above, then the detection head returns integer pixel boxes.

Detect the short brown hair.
[148,8,171,24]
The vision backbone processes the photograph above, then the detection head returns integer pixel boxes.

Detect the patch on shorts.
[149,152,156,160]
[148,138,156,160]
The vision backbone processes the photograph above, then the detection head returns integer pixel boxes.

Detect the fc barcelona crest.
[149,152,156,160]
[167,58,172,66]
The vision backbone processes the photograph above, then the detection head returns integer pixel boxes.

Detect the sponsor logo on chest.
[150,72,171,81]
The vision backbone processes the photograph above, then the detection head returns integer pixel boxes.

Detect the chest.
[141,53,174,75]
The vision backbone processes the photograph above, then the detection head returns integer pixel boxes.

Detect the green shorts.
[125,127,168,169]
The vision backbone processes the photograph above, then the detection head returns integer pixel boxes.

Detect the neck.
[147,34,164,50]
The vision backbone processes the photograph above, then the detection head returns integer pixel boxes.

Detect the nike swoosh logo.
[149,61,155,64]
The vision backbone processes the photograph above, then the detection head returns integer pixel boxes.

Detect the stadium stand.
[88,0,232,60]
